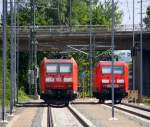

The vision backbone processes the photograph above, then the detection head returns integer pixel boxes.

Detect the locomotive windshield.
[102,66,124,74]
[59,64,72,73]
[46,64,57,73]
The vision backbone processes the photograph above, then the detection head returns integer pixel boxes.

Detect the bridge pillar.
[135,49,150,99]
[143,50,150,97]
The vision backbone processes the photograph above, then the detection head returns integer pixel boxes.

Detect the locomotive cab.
[93,61,128,103]
[40,57,78,102]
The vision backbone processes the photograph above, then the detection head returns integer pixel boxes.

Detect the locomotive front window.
[102,66,124,74]
[59,64,72,73]
[114,66,124,74]
[46,64,58,73]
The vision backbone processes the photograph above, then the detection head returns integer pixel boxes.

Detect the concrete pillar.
[135,49,140,91]
[143,50,150,97]
[135,49,150,99]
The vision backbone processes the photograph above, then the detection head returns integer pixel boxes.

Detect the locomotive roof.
[98,61,127,66]
[42,57,76,64]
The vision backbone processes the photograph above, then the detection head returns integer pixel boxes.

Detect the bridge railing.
[17,25,112,33]
[0,24,150,33]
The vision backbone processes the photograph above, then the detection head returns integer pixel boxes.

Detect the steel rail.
[47,104,95,127]
[68,104,96,127]
[105,103,150,120]
[121,102,150,112]
[47,105,53,127]
[68,106,88,127]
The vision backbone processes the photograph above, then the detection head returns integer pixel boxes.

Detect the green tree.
[71,0,89,25]
[8,0,122,26]
[144,6,150,26]
[92,0,122,26]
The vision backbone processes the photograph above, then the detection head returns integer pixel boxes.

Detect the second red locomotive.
[93,61,128,103]
[40,57,78,105]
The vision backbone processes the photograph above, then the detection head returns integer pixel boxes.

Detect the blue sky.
[0,0,150,25]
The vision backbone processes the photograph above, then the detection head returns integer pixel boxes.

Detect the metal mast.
[89,0,93,97]
[10,0,17,114]
[132,0,135,92]
[69,0,72,27]
[30,0,38,96]
[2,0,7,121]
[10,0,15,114]
[16,0,20,103]
[111,0,115,119]
[14,0,17,105]
[140,0,143,101]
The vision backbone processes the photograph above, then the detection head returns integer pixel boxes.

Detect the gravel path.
[73,104,144,127]
[0,100,46,127]
[6,107,38,127]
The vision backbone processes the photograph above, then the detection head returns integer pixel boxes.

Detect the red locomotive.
[93,61,128,103]
[40,57,78,104]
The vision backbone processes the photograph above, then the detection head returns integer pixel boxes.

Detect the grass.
[0,50,31,108]
[18,88,31,103]
[143,96,150,106]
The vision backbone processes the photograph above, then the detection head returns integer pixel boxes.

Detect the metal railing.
[0,24,150,33]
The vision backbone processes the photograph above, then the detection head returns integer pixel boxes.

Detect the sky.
[117,0,150,25]
[0,0,150,25]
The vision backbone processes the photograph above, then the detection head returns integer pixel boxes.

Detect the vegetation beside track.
[0,50,31,107]
[0,49,11,107]
[143,96,150,106]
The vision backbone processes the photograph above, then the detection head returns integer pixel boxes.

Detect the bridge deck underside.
[0,31,150,51]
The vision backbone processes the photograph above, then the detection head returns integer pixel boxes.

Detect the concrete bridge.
[0,25,150,97]
[0,25,149,51]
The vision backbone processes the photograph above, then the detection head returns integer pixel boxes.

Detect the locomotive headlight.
[46,77,54,82]
[64,78,72,82]
[102,79,109,83]
[117,79,124,83]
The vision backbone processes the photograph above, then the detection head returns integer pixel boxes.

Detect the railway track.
[121,102,150,112]
[47,104,95,127]
[47,105,53,127]
[104,103,150,120]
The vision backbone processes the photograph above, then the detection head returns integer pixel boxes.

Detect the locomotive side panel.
[93,63,101,98]
[72,58,78,92]
[40,59,46,94]
[124,63,129,92]
[92,66,97,96]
